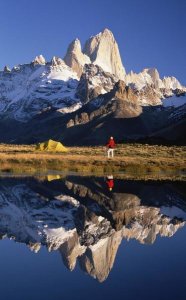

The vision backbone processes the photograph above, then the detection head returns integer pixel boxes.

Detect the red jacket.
[106,139,116,148]
[106,179,114,189]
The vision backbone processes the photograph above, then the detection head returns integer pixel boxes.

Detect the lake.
[0,174,186,300]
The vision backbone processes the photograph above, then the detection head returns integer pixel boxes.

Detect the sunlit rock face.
[79,230,122,282]
[59,231,85,271]
[125,68,186,106]
[64,39,91,77]
[83,28,126,80]
[122,207,184,244]
[0,176,185,281]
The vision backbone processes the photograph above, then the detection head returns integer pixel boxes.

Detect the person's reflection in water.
[106,175,114,191]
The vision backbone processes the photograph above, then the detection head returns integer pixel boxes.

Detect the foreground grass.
[0,143,185,180]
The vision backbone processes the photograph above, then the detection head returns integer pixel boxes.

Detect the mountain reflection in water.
[0,175,185,282]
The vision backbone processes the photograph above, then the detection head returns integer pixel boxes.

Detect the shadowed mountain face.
[0,175,185,282]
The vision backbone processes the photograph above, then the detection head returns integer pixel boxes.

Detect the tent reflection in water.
[35,139,68,152]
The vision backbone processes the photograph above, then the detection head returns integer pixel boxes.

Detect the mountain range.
[0,176,185,282]
[0,28,185,145]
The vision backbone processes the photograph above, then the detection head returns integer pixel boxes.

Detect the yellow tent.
[35,139,68,152]
[47,175,62,181]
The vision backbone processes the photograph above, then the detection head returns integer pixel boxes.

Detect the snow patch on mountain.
[162,95,186,107]
[0,60,80,121]
[160,206,186,220]
[168,103,186,122]
[0,183,79,251]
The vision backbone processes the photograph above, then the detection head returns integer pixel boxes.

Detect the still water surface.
[0,175,186,300]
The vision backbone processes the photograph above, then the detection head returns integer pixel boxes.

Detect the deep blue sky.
[0,0,185,84]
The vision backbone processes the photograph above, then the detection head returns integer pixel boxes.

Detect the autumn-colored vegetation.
[0,143,185,180]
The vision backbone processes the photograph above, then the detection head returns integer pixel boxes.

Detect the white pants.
[107,148,114,158]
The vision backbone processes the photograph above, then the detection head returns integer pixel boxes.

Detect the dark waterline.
[0,175,186,300]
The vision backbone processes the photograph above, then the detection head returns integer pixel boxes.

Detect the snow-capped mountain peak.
[4,65,11,73]
[0,57,79,121]
[32,54,46,65]
[83,28,126,80]
[64,38,91,77]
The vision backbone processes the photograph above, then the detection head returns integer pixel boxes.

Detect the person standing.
[106,175,114,191]
[106,136,116,158]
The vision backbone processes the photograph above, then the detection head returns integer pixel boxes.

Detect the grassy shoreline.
[0,143,185,180]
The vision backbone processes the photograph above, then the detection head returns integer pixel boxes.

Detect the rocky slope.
[0,176,185,281]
